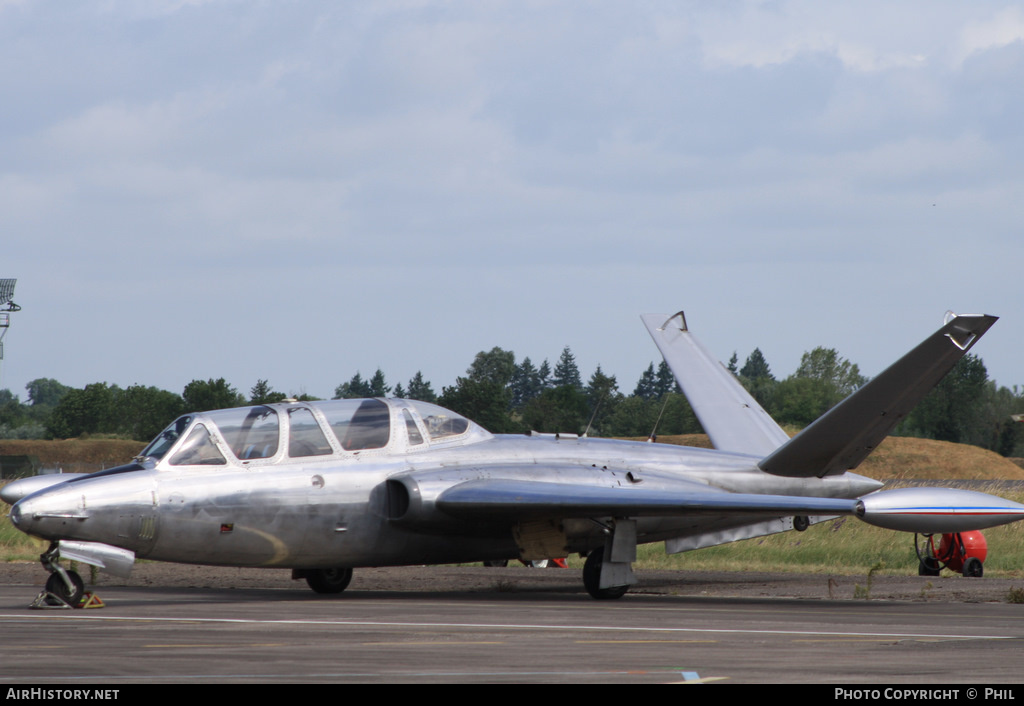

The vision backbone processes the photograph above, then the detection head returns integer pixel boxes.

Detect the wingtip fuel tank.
[858,487,1024,534]
[0,473,85,505]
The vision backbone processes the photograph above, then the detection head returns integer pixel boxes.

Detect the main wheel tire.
[45,570,85,606]
[527,560,549,568]
[483,560,509,567]
[963,557,984,578]
[305,567,353,594]
[582,548,629,600]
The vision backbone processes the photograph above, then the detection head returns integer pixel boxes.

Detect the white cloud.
[955,7,1024,66]
[695,2,942,72]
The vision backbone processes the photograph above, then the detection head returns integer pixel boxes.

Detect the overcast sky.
[2,1,1022,406]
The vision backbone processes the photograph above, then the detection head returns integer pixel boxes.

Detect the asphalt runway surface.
[2,563,1024,684]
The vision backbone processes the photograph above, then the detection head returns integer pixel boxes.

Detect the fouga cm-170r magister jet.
[5,310,1024,604]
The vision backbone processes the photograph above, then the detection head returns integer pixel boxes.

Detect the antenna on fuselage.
[582,391,606,438]
[646,394,670,443]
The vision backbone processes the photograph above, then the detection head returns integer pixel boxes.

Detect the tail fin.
[641,312,790,457]
[759,313,997,478]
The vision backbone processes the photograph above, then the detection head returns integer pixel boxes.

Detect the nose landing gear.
[31,542,87,608]
[44,569,85,607]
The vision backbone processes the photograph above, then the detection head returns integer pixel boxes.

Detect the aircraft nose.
[6,487,89,541]
[7,472,154,547]
[8,497,39,536]
[7,498,41,538]
[9,500,24,529]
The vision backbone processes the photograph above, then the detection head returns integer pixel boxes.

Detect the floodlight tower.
[0,279,20,380]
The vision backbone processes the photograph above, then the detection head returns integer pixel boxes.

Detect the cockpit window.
[288,407,333,457]
[409,401,470,440]
[207,406,280,460]
[321,399,390,451]
[140,415,194,460]
[169,424,226,466]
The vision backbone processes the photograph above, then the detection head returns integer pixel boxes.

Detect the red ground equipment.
[915,531,987,577]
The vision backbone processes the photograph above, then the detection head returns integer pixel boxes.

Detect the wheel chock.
[29,590,102,610]
[80,593,105,609]
[29,590,74,610]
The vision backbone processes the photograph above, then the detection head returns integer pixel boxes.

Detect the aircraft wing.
[434,478,859,521]
[760,313,998,478]
[641,312,790,456]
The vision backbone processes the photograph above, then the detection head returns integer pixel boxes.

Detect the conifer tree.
[552,346,582,389]
[406,371,437,403]
[633,363,657,400]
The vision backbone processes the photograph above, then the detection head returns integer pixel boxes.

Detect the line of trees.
[2,345,1022,457]
[729,347,1024,457]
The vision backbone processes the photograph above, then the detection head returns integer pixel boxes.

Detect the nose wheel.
[33,542,88,608]
[44,570,85,607]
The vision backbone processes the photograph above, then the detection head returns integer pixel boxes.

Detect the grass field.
[0,517,47,562]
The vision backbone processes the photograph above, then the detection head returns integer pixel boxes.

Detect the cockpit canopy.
[139,399,489,468]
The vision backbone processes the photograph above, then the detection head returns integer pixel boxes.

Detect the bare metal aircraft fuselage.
[9,424,880,570]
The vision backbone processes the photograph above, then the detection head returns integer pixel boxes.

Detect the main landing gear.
[294,567,354,594]
[581,518,638,600]
[583,547,630,600]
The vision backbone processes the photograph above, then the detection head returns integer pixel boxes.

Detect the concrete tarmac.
[2,565,1024,684]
